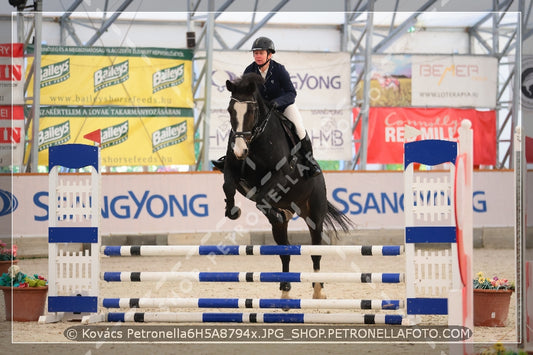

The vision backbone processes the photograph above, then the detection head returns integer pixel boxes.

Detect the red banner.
[526,136,533,163]
[0,105,25,166]
[353,107,496,166]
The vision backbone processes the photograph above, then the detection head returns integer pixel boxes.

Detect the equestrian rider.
[212,36,321,178]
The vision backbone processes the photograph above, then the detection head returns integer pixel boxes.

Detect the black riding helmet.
[251,37,275,54]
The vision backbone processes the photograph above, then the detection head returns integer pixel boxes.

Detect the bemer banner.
[208,51,353,161]
[355,54,498,108]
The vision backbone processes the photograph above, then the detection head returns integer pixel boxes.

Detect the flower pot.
[473,289,513,327]
[0,260,18,275]
[0,285,48,322]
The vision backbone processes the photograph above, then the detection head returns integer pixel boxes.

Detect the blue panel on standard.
[49,144,99,171]
[48,296,98,313]
[49,227,98,243]
[404,140,457,169]
[405,226,456,243]
[407,298,448,315]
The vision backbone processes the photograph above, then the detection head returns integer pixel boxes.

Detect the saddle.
[277,112,299,148]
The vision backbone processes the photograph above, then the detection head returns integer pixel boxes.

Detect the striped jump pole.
[102,297,404,310]
[102,245,403,257]
[102,271,404,284]
[105,311,405,325]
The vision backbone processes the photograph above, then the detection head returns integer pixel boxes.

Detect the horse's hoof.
[313,283,326,299]
[226,206,241,220]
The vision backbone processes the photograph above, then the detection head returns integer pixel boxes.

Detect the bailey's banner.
[0,105,24,166]
[355,54,497,108]
[26,46,194,108]
[0,43,24,105]
[208,51,353,160]
[35,106,194,166]
[353,107,496,166]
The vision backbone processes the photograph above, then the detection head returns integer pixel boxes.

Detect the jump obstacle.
[38,121,473,328]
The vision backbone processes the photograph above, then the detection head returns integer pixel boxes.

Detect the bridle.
[230,96,273,144]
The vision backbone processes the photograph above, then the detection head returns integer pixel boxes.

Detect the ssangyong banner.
[209,51,353,160]
[353,107,496,166]
[0,43,24,105]
[26,46,194,108]
[36,106,195,166]
[0,170,520,238]
[355,54,497,109]
[0,105,24,166]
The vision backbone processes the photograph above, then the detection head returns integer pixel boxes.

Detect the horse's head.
[226,73,264,160]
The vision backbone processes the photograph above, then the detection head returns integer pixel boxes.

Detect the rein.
[230,96,274,143]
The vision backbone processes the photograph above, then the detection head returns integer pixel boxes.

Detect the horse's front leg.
[222,172,241,220]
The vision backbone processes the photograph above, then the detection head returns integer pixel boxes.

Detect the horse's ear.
[226,80,234,92]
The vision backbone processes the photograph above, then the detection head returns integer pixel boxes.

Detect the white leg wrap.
[283,104,306,139]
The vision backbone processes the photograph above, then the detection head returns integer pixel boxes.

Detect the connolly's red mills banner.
[353,107,496,166]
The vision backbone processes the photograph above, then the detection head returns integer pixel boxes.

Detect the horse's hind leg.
[310,225,326,299]
[271,220,291,299]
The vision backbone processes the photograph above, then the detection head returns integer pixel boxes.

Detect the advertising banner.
[355,54,498,108]
[0,105,24,166]
[0,43,24,106]
[353,107,496,166]
[0,170,519,238]
[522,55,533,162]
[36,106,195,166]
[208,51,353,160]
[26,46,194,108]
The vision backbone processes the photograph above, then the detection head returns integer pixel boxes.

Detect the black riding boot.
[300,134,321,178]
[211,156,225,172]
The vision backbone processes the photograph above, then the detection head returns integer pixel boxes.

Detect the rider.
[212,36,321,178]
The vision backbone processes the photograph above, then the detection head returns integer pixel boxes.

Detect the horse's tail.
[323,201,355,239]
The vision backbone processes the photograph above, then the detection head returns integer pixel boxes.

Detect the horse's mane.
[230,73,264,97]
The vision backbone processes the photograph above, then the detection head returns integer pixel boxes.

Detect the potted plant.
[473,271,515,327]
[0,265,48,322]
[0,240,17,275]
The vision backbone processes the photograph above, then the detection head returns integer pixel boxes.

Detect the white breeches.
[283,104,306,140]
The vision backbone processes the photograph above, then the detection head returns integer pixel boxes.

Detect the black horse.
[220,73,353,299]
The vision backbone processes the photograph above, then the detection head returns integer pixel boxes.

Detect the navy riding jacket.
[243,59,296,112]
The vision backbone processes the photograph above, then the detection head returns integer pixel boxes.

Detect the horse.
[220,72,353,300]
